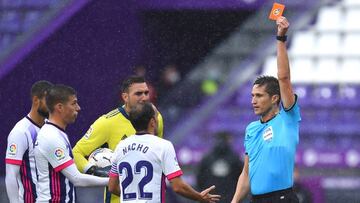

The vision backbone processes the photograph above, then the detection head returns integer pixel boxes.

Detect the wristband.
[276,35,287,42]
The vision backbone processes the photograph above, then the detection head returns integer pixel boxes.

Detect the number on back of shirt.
[119,160,153,200]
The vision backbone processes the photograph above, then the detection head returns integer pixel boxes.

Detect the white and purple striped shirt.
[6,116,40,203]
[34,122,75,203]
[110,134,183,203]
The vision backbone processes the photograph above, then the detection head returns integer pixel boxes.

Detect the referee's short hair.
[254,75,280,104]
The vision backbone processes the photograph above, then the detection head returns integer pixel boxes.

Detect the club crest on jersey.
[84,126,93,139]
[8,143,17,155]
[263,126,273,142]
[54,148,65,160]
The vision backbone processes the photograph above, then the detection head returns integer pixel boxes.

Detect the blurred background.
[1,0,360,202]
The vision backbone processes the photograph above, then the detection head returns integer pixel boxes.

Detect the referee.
[231,16,301,203]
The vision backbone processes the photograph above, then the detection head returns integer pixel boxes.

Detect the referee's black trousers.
[251,187,299,203]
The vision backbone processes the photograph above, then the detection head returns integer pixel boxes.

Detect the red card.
[269,3,285,21]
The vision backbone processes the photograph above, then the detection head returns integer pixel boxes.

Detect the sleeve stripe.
[54,159,74,172]
[109,172,119,177]
[5,158,22,165]
[166,170,183,181]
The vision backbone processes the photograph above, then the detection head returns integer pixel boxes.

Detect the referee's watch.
[276,35,287,42]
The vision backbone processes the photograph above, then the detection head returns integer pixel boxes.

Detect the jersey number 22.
[119,161,153,200]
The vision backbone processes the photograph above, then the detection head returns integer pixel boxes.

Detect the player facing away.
[5,80,53,203]
[72,76,164,203]
[231,17,301,203]
[34,84,108,203]
[108,102,221,203]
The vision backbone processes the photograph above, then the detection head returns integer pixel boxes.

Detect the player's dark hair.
[31,80,53,99]
[46,84,77,113]
[254,75,280,104]
[129,102,155,132]
[120,75,146,93]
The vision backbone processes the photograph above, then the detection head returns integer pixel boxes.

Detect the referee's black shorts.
[251,187,299,203]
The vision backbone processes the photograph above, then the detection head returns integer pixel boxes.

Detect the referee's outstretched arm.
[276,16,295,109]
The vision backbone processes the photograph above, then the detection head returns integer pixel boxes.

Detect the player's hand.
[200,185,221,203]
[86,165,111,177]
[276,16,289,36]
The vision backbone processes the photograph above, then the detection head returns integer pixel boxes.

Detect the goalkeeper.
[73,76,164,203]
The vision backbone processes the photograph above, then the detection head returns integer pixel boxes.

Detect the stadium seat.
[262,55,277,77]
[316,58,340,83]
[314,33,341,57]
[315,6,343,31]
[1,0,24,7]
[339,59,360,83]
[23,11,41,30]
[289,31,316,57]
[343,0,360,6]
[344,8,360,31]
[342,33,360,57]
[290,58,315,83]
[0,11,21,32]
[311,84,337,107]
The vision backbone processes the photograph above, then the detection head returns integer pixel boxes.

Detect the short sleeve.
[282,95,301,122]
[162,142,182,181]
[37,135,73,172]
[109,143,122,177]
[5,129,28,165]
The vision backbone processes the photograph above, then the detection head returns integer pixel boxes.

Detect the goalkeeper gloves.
[86,165,111,177]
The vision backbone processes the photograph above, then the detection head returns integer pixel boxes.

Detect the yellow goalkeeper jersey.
[73,106,163,203]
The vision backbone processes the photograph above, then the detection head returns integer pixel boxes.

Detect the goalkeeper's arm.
[73,117,109,173]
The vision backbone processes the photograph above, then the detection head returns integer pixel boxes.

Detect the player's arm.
[73,117,108,173]
[108,176,120,196]
[170,177,220,203]
[5,164,21,203]
[108,145,121,196]
[5,130,27,203]
[231,155,250,203]
[163,141,220,202]
[39,135,109,187]
[276,16,295,109]
[60,162,109,187]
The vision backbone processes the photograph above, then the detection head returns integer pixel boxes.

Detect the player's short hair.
[46,84,77,113]
[31,80,53,99]
[120,76,146,93]
[129,102,155,132]
[254,75,280,104]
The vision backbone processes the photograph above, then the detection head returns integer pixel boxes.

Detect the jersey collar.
[26,115,42,129]
[46,121,66,133]
[118,105,130,120]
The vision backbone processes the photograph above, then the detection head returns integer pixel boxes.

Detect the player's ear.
[54,103,63,112]
[121,92,128,102]
[32,96,40,106]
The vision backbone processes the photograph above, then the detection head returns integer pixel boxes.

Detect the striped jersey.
[110,134,183,203]
[73,106,164,203]
[34,122,75,203]
[5,116,39,203]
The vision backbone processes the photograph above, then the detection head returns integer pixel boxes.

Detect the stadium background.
[0,0,359,202]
